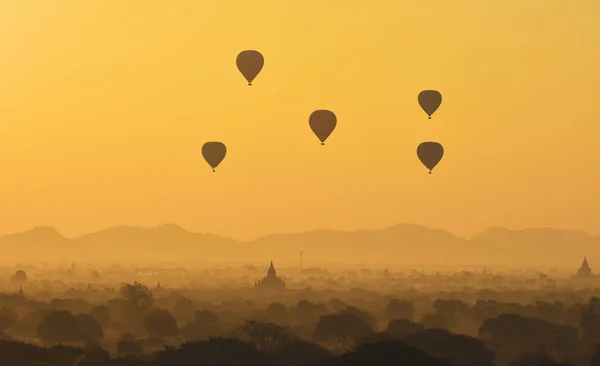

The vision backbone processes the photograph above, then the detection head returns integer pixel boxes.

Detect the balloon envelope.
[309,110,337,145]
[202,142,227,172]
[417,142,444,174]
[236,50,264,86]
[418,90,442,119]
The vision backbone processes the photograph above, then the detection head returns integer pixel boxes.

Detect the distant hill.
[472,226,598,267]
[71,224,240,262]
[0,224,597,267]
[0,226,76,261]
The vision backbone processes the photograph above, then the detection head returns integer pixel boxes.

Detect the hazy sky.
[0,1,599,240]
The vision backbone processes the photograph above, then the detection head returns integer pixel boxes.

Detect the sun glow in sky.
[0,1,599,240]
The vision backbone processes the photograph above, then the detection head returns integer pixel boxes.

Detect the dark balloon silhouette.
[417,142,444,174]
[418,90,442,119]
[202,142,227,172]
[309,110,337,146]
[236,50,264,86]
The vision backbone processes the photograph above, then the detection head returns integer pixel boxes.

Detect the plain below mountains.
[0,224,596,267]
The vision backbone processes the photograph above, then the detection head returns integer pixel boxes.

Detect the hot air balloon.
[417,142,444,174]
[309,110,337,146]
[418,90,442,119]
[236,50,264,86]
[202,142,227,172]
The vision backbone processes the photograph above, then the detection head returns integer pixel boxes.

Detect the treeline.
[4,282,600,365]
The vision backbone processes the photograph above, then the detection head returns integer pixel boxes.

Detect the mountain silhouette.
[2,226,75,262]
[473,226,598,266]
[0,224,597,266]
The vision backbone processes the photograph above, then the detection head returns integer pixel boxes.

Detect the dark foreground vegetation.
[4,265,600,365]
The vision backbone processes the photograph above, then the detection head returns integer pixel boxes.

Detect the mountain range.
[1,224,596,267]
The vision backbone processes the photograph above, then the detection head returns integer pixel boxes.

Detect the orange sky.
[0,1,599,240]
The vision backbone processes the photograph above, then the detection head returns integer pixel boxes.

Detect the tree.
[117,340,144,357]
[74,314,104,341]
[341,307,376,328]
[154,337,274,366]
[384,299,415,321]
[480,314,578,364]
[432,299,470,329]
[10,270,27,284]
[120,282,154,312]
[268,339,332,366]
[266,302,289,323]
[313,312,374,347]
[319,340,448,366]
[420,313,448,330]
[0,340,84,366]
[37,310,80,343]
[172,297,196,323]
[11,309,48,336]
[387,319,425,337]
[143,309,178,338]
[355,332,396,347]
[403,329,495,366]
[0,307,18,323]
[0,314,14,333]
[37,310,105,344]
[294,300,330,323]
[326,298,348,313]
[119,332,137,342]
[180,323,207,342]
[89,305,110,327]
[512,349,574,366]
[237,321,297,351]
[195,310,219,329]
[73,346,111,366]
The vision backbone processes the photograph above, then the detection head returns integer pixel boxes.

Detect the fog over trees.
[2,254,600,365]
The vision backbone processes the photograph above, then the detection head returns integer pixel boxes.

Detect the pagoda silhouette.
[254,261,286,290]
[576,257,592,277]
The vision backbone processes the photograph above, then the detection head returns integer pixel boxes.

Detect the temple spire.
[255,260,286,290]
[577,256,592,277]
[268,260,276,277]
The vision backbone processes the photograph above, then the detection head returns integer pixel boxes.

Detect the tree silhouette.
[387,318,425,337]
[237,320,297,351]
[143,308,178,338]
[89,305,110,327]
[117,339,144,358]
[37,310,80,343]
[403,329,495,366]
[0,313,14,333]
[172,297,196,323]
[155,337,274,366]
[313,312,374,347]
[120,282,154,312]
[266,302,289,323]
[384,299,415,321]
[0,306,18,324]
[195,310,219,328]
[268,339,332,366]
[10,270,27,284]
[74,313,104,341]
[318,340,448,366]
